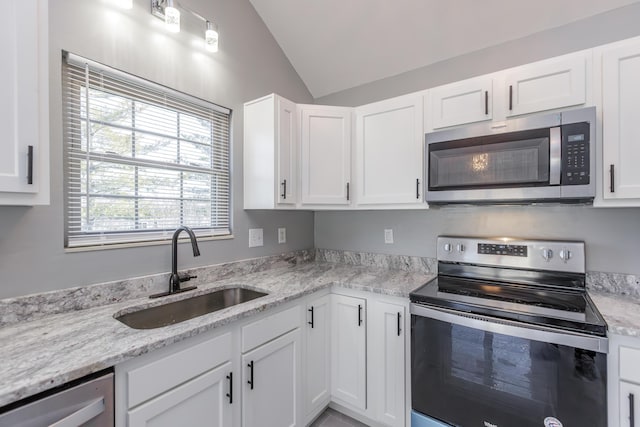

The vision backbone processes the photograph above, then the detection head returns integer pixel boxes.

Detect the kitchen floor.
[310,408,370,427]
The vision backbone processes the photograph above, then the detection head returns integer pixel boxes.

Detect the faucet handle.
[178,273,197,282]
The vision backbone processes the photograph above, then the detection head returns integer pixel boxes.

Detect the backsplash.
[587,271,640,299]
[0,250,314,327]
[315,248,437,274]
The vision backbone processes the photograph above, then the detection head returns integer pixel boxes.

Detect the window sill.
[64,234,234,253]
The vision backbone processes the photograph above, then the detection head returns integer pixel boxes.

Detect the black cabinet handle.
[397,312,401,336]
[630,393,635,427]
[27,145,33,185]
[308,306,314,328]
[226,372,233,404]
[484,91,488,115]
[281,179,287,199]
[509,85,513,111]
[247,361,254,390]
[610,164,615,193]
[416,178,420,199]
[358,304,362,326]
[346,182,350,201]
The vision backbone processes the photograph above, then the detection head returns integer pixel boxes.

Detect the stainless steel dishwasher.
[0,370,113,427]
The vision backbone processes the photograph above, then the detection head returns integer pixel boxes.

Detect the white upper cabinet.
[355,94,424,206]
[244,94,298,209]
[427,76,493,129]
[299,105,352,206]
[0,0,49,205]
[601,39,640,201]
[505,52,587,117]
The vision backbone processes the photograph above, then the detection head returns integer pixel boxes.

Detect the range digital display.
[477,243,527,257]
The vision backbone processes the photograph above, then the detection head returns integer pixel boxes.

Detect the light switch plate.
[278,227,286,244]
[384,229,394,244]
[249,228,263,247]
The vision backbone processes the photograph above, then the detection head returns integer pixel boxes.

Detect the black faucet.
[150,226,201,298]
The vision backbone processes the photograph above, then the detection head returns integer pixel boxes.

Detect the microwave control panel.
[561,122,590,185]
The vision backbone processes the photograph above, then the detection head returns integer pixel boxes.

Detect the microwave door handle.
[549,127,561,185]
[49,398,105,427]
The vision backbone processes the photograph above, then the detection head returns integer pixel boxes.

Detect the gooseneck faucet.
[150,225,201,298]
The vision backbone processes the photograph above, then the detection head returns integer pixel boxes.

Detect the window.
[62,52,231,248]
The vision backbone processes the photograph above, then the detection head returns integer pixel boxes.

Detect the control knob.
[456,243,465,253]
[559,249,572,263]
[541,248,553,261]
[443,243,452,253]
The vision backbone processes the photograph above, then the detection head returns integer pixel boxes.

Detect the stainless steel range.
[410,236,608,427]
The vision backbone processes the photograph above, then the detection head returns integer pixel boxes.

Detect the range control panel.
[477,243,527,257]
[437,236,585,274]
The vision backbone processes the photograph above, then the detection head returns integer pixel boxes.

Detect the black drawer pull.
[416,178,420,199]
[484,91,489,115]
[509,85,513,111]
[247,361,254,390]
[631,392,635,427]
[226,372,233,404]
[308,306,314,328]
[27,145,33,185]
[397,312,401,336]
[281,179,287,199]
[346,182,350,201]
[610,164,615,193]
[358,304,363,326]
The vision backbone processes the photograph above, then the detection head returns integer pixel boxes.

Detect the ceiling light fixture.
[205,21,219,52]
[163,0,180,33]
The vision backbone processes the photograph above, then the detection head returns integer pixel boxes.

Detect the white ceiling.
[249,0,639,98]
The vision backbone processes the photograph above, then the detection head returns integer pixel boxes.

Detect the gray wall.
[0,0,314,299]
[314,3,640,275]
[316,2,640,107]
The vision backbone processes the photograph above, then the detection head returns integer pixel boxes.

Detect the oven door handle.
[410,303,608,353]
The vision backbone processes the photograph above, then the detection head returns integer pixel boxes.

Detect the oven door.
[410,304,607,427]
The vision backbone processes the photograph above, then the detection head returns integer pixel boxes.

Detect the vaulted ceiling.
[249,0,640,98]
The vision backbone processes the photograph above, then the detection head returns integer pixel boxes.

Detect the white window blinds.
[62,52,231,248]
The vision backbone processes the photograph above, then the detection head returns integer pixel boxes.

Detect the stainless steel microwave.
[426,107,596,204]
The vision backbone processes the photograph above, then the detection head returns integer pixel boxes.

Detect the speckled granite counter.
[589,291,640,338]
[0,261,434,408]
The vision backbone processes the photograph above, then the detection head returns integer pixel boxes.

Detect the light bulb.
[205,21,219,52]
[164,0,180,33]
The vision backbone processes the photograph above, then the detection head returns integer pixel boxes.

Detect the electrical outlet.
[384,229,394,244]
[249,228,263,247]
[278,227,286,244]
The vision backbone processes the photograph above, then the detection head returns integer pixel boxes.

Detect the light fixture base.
[150,0,168,20]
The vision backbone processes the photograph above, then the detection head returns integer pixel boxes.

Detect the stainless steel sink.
[115,287,268,329]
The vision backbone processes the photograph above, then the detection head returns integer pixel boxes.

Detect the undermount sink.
[115,287,268,330]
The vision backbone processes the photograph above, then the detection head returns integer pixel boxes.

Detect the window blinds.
[62,52,231,248]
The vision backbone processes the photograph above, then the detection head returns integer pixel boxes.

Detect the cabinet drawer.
[126,332,232,408]
[620,346,640,383]
[242,305,301,353]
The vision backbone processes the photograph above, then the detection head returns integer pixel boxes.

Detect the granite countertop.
[590,291,640,338]
[0,261,434,408]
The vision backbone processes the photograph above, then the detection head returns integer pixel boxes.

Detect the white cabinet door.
[602,41,640,200]
[355,94,424,205]
[370,301,406,427]
[620,381,640,427]
[505,53,586,117]
[331,294,366,410]
[0,0,49,205]
[128,362,233,427]
[300,106,352,205]
[276,96,298,204]
[304,294,331,422]
[428,76,492,129]
[242,329,301,427]
[243,94,297,209]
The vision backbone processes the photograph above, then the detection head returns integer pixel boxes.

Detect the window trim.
[62,51,232,249]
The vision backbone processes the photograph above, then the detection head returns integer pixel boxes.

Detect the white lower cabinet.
[331,294,367,411]
[369,300,407,427]
[304,293,332,424]
[620,381,640,427]
[128,362,232,427]
[242,329,301,427]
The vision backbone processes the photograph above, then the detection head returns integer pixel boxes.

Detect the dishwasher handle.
[49,398,105,427]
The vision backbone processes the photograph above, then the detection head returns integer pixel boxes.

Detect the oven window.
[411,315,607,427]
